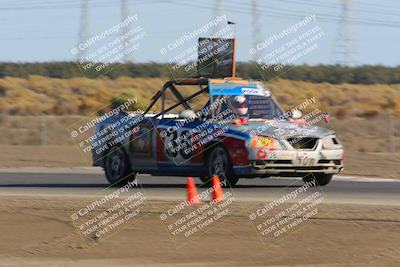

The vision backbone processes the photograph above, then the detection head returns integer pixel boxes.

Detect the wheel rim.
[107,149,125,181]
[209,148,228,177]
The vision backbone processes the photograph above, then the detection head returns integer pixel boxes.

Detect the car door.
[155,118,204,174]
[127,117,158,171]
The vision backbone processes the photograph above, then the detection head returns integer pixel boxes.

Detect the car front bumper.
[233,148,344,178]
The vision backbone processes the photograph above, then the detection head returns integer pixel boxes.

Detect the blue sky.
[0,0,399,66]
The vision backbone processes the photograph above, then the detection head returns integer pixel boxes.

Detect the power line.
[3,0,400,28]
[217,0,400,27]
[0,0,152,11]
[164,0,400,28]
[278,0,400,16]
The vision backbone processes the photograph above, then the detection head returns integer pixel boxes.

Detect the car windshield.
[212,94,284,120]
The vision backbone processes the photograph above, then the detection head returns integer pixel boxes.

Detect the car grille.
[287,137,319,150]
[318,159,342,165]
[254,160,293,165]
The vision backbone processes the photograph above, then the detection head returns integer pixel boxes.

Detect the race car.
[92,78,343,187]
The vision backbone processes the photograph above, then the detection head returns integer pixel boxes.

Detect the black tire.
[199,176,209,185]
[104,146,136,186]
[302,173,333,186]
[204,146,239,187]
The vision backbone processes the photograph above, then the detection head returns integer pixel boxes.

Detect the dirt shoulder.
[0,145,89,168]
[0,196,399,267]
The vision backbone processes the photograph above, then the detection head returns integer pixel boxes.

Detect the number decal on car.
[164,130,178,158]
[161,128,194,163]
[297,155,316,166]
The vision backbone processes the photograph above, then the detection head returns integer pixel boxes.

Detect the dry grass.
[0,76,208,115]
[267,79,400,118]
[0,76,399,117]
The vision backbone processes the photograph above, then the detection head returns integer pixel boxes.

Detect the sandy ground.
[0,145,399,178]
[0,145,90,168]
[0,195,399,267]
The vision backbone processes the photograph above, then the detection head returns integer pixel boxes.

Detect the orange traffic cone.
[211,175,224,203]
[187,177,202,205]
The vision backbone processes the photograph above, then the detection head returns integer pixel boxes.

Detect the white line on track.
[333,175,400,183]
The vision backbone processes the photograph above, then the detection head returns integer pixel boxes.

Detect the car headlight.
[322,136,341,150]
[249,136,284,150]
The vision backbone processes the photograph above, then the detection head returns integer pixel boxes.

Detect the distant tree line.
[0,62,399,84]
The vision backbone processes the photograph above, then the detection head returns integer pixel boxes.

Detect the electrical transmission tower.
[77,0,133,63]
[334,0,355,65]
[121,0,132,63]
[251,0,262,61]
[212,0,225,37]
[78,0,90,61]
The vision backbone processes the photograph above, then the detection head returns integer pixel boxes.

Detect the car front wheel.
[303,173,333,186]
[204,146,239,187]
[104,146,136,186]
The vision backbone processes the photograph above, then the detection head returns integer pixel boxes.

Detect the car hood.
[231,120,335,139]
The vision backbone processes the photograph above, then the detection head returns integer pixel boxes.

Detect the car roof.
[171,78,264,89]
[208,79,269,97]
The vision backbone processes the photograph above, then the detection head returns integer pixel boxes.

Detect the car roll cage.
[143,78,210,119]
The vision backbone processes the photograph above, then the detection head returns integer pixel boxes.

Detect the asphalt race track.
[0,167,399,206]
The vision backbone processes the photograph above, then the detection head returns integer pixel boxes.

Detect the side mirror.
[291,109,303,119]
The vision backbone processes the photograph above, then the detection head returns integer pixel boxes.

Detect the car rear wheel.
[104,146,136,186]
[203,146,239,187]
[303,173,332,186]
